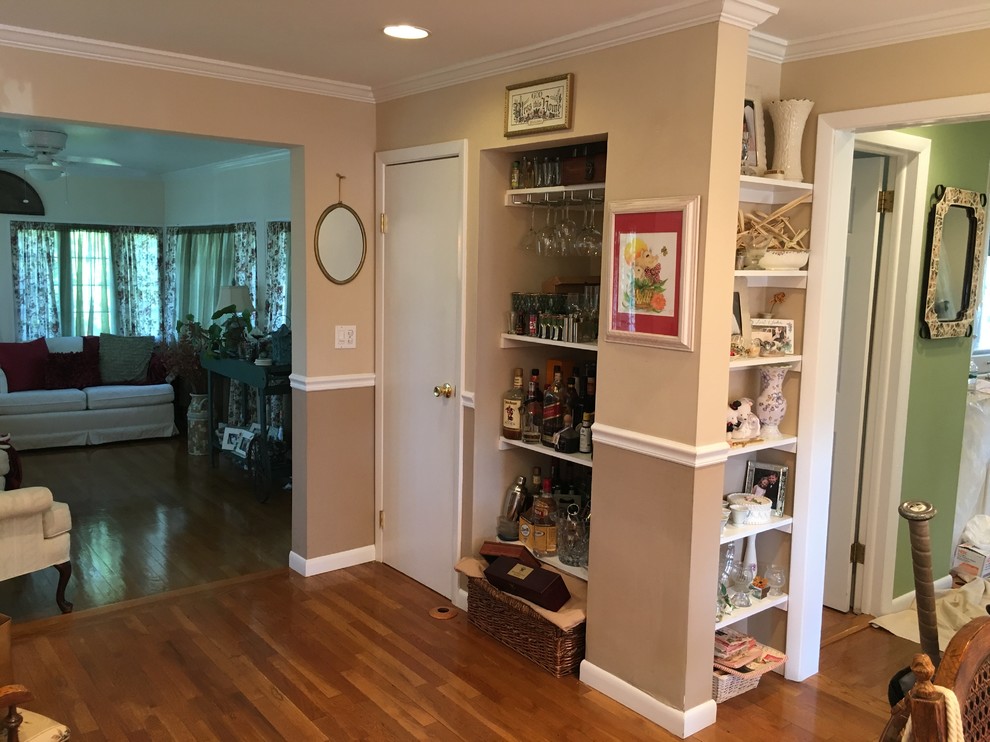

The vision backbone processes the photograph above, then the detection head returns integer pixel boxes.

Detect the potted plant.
[212,304,254,358]
[163,315,216,455]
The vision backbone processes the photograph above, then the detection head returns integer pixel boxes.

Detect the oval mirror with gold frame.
[921,185,988,339]
[315,198,366,285]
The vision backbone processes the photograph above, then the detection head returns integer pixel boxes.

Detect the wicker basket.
[712,668,762,702]
[467,577,585,677]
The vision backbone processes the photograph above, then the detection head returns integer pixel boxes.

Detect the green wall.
[893,121,990,596]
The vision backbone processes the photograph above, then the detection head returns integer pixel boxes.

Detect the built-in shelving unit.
[720,173,814,677]
[505,182,606,207]
[500,333,598,352]
[498,436,593,468]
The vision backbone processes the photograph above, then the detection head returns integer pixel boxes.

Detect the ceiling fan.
[0,130,121,181]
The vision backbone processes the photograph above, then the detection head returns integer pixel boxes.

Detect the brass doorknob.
[433,383,454,398]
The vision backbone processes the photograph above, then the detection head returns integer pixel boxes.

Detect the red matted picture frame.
[604,196,700,351]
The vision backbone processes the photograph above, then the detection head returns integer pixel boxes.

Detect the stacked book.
[714,627,760,669]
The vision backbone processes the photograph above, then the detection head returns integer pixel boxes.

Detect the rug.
[871,577,990,650]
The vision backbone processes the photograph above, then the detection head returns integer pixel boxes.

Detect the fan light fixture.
[24,163,64,182]
[383,24,429,39]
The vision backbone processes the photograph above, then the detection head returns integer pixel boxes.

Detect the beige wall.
[378,21,750,710]
[0,46,378,560]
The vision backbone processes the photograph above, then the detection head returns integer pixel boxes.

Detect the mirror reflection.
[922,185,988,338]
[315,203,366,284]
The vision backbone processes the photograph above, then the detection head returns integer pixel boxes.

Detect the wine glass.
[730,564,756,608]
[519,206,538,252]
[765,564,786,597]
[537,206,559,256]
[556,202,580,256]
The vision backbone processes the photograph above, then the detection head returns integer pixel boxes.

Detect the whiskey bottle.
[531,477,558,557]
[563,376,580,430]
[582,366,596,425]
[501,367,524,440]
[541,365,563,447]
[579,412,593,454]
[521,369,543,444]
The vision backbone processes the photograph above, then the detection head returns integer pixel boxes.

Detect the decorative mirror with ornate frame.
[921,185,988,339]
[315,174,367,285]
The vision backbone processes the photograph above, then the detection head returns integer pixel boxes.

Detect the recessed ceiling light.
[383,25,429,40]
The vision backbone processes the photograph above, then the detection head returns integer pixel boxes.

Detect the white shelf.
[720,516,793,545]
[500,333,598,352]
[730,355,802,371]
[725,436,798,458]
[498,436,593,468]
[505,182,606,207]
[739,175,813,205]
[734,270,808,288]
[716,592,789,630]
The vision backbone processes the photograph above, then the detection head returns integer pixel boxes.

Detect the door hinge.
[850,541,866,564]
[380,213,388,234]
[379,509,384,529]
[877,190,895,213]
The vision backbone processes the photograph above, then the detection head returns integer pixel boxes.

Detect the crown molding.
[0,23,375,103]
[759,5,990,63]
[163,149,290,180]
[374,0,779,102]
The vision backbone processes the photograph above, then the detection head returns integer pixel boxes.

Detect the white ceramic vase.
[767,99,814,182]
[756,365,790,439]
[186,393,210,455]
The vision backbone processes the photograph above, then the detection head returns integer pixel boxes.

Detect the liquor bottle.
[563,376,580,430]
[521,369,543,444]
[501,367,524,440]
[531,477,558,557]
[579,412,593,455]
[523,157,535,189]
[541,365,563,447]
[583,366,596,424]
[510,160,521,189]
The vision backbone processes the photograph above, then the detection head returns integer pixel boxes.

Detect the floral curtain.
[265,221,290,429]
[112,226,164,338]
[10,222,60,340]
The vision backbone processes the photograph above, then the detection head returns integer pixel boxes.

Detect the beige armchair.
[0,487,72,614]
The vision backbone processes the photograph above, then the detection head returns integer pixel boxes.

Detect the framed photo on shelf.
[750,317,794,356]
[222,427,243,451]
[604,195,700,351]
[504,73,573,138]
[742,86,767,176]
[234,429,254,458]
[744,461,788,517]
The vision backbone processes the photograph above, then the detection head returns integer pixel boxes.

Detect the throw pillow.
[98,334,154,384]
[0,338,49,392]
[45,351,102,390]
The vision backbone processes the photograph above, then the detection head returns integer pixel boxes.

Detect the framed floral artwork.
[604,196,700,351]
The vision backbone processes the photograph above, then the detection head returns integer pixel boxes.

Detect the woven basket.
[467,577,585,677]
[712,669,762,703]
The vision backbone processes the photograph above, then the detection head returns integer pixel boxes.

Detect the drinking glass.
[537,207,560,256]
[556,203,579,256]
[765,564,786,596]
[519,206,538,252]
[730,564,756,608]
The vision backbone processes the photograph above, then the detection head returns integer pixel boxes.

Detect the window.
[11,222,162,341]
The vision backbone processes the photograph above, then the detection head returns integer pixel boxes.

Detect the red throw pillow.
[45,351,102,390]
[0,338,49,392]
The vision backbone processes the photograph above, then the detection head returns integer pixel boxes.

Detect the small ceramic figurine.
[729,398,761,441]
[726,405,741,442]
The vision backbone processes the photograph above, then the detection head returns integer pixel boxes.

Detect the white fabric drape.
[10,222,60,340]
[65,229,115,337]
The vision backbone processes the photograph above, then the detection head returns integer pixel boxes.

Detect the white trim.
[375,140,468,605]
[454,587,469,612]
[461,390,476,409]
[592,423,729,468]
[162,149,290,179]
[748,31,788,63]
[0,24,374,102]
[579,660,717,739]
[373,1,778,101]
[288,545,375,577]
[288,372,375,392]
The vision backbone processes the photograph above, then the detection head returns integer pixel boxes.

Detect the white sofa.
[0,337,176,450]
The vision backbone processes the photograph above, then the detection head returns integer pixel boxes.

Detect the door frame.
[374,140,468,601]
[813,95,990,617]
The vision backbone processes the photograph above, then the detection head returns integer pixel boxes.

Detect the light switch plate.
[335,325,356,349]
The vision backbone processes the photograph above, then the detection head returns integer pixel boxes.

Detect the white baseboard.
[289,545,376,576]
[579,660,717,738]
[889,573,954,613]
[454,587,468,611]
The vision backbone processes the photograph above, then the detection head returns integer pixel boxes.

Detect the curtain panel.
[10,222,60,340]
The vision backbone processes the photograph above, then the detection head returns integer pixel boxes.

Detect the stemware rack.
[505,183,606,207]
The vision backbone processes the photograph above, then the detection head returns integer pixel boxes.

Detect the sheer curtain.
[112,226,163,337]
[10,222,60,340]
[64,228,115,337]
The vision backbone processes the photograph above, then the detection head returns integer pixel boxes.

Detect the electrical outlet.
[335,325,356,349]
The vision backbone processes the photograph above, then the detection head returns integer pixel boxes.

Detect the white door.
[823,155,886,610]
[377,147,462,599]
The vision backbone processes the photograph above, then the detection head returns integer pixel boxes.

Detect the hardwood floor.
[3,439,919,739]
[0,437,291,621]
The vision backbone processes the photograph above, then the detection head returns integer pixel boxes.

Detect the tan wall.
[378,21,749,709]
[0,46,378,560]
[781,28,990,182]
